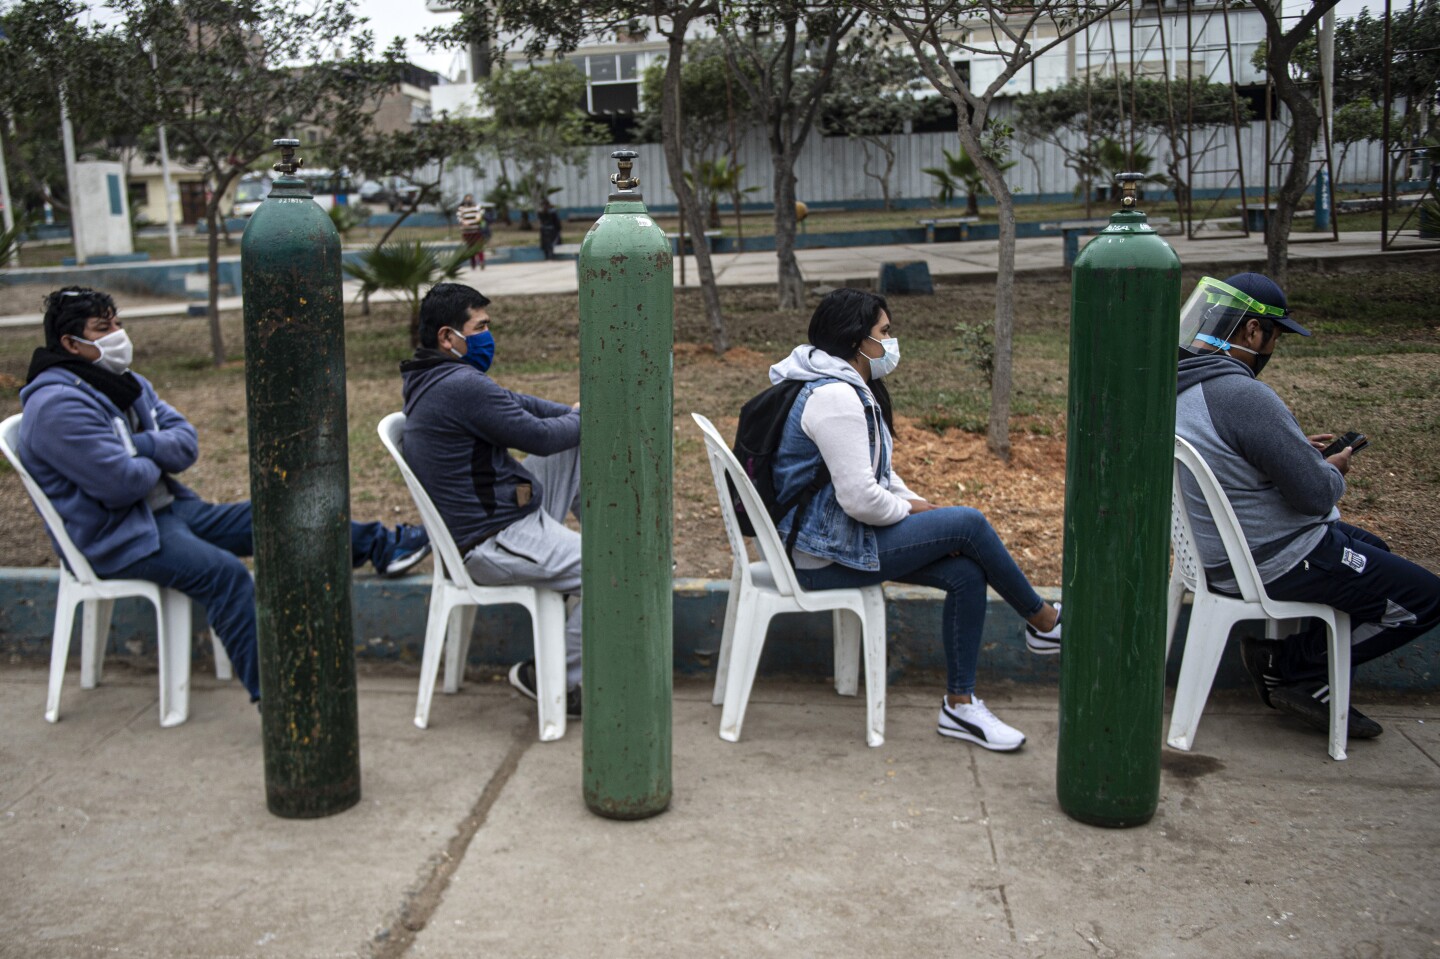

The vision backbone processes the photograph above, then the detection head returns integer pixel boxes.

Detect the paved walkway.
[2,230,1433,329]
[2,664,1437,958]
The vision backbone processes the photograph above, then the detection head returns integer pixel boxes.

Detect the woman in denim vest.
[770,289,1062,751]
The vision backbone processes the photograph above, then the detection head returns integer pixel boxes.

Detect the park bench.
[665,229,723,253]
[1041,217,1173,266]
[916,216,979,243]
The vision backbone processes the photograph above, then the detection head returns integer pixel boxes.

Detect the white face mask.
[77,328,133,374]
[866,335,900,379]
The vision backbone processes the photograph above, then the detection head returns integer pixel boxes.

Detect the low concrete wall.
[2,568,1435,692]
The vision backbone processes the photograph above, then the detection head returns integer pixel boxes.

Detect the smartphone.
[1321,431,1368,457]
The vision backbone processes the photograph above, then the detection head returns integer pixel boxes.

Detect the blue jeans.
[108,498,393,700]
[795,506,1045,696]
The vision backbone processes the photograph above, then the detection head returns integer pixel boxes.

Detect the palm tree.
[1095,138,1170,200]
[923,146,1016,216]
[685,156,759,230]
[344,240,479,346]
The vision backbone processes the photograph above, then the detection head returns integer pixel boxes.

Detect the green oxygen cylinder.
[578,151,674,820]
[240,139,361,818]
[1056,173,1181,828]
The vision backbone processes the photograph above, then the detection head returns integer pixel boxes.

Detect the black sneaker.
[508,659,582,718]
[1025,603,1061,655]
[1240,636,1283,708]
[1270,682,1383,739]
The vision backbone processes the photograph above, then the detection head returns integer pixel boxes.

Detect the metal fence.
[439,122,1389,214]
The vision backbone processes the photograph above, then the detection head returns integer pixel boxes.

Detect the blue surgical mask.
[447,327,495,372]
[866,335,900,379]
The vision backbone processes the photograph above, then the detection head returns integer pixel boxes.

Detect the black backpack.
[730,379,831,557]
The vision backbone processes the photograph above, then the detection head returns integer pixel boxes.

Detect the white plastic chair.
[1166,435,1352,761]
[377,412,569,741]
[691,412,887,747]
[1,414,231,728]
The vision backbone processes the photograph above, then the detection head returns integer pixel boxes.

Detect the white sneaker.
[938,696,1026,751]
[1025,602,1062,655]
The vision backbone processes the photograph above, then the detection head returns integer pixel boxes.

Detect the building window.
[581,53,642,115]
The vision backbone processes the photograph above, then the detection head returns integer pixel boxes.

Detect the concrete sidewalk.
[2,663,1437,958]
[2,230,1433,329]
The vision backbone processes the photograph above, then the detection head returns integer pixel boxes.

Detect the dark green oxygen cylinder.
[1056,173,1180,828]
[578,151,674,820]
[240,139,361,818]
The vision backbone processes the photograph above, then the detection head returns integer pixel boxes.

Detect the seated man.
[1176,272,1439,738]
[18,287,430,703]
[400,283,583,714]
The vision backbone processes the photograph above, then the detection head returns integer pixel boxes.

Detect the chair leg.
[718,598,766,743]
[157,589,193,728]
[414,590,454,729]
[444,605,478,694]
[80,598,115,689]
[45,584,79,724]
[1166,601,1236,751]
[210,629,233,681]
[1164,574,1186,661]
[1327,612,1351,762]
[861,588,887,748]
[712,570,742,706]
[833,608,860,697]
[532,591,568,742]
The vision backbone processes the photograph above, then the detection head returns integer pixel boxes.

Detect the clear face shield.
[1178,276,1289,355]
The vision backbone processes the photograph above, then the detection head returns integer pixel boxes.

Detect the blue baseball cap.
[1222,273,1311,336]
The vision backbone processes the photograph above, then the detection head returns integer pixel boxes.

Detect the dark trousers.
[1264,521,1440,685]
[108,499,392,700]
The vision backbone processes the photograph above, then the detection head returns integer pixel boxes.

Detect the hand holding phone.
[1321,431,1368,458]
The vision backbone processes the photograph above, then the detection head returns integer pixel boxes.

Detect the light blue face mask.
[866,335,900,379]
[447,327,495,372]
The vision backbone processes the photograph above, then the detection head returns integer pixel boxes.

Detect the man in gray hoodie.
[400,283,583,715]
[1175,272,1438,740]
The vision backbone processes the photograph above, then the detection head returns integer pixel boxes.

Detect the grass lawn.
[0,267,1436,587]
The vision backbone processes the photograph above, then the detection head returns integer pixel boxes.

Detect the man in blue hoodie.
[400,283,583,715]
[18,287,431,702]
[1175,272,1439,739]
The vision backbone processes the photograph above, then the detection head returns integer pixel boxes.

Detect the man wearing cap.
[17,287,432,704]
[1175,272,1439,740]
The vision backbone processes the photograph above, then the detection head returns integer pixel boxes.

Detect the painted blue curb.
[1,569,1434,692]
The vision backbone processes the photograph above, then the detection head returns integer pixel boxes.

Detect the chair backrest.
[691,412,802,597]
[1172,435,1268,604]
[1169,461,1204,594]
[376,411,474,589]
[0,413,101,584]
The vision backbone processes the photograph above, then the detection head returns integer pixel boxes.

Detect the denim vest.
[772,378,889,572]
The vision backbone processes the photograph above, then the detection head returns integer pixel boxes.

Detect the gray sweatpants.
[463,445,584,688]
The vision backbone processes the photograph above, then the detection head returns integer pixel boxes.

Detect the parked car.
[357,177,423,212]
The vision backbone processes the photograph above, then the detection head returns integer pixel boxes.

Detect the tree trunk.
[661,23,729,354]
[1265,60,1322,287]
[376,194,423,246]
[771,149,805,310]
[204,197,226,367]
[958,123,1014,461]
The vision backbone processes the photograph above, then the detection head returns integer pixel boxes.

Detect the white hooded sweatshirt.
[768,345,919,543]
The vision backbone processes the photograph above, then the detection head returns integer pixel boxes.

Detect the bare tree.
[421,0,734,352]
[1251,0,1342,287]
[718,1,861,310]
[864,0,1124,460]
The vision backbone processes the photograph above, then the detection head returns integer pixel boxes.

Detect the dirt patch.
[2,273,1436,589]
